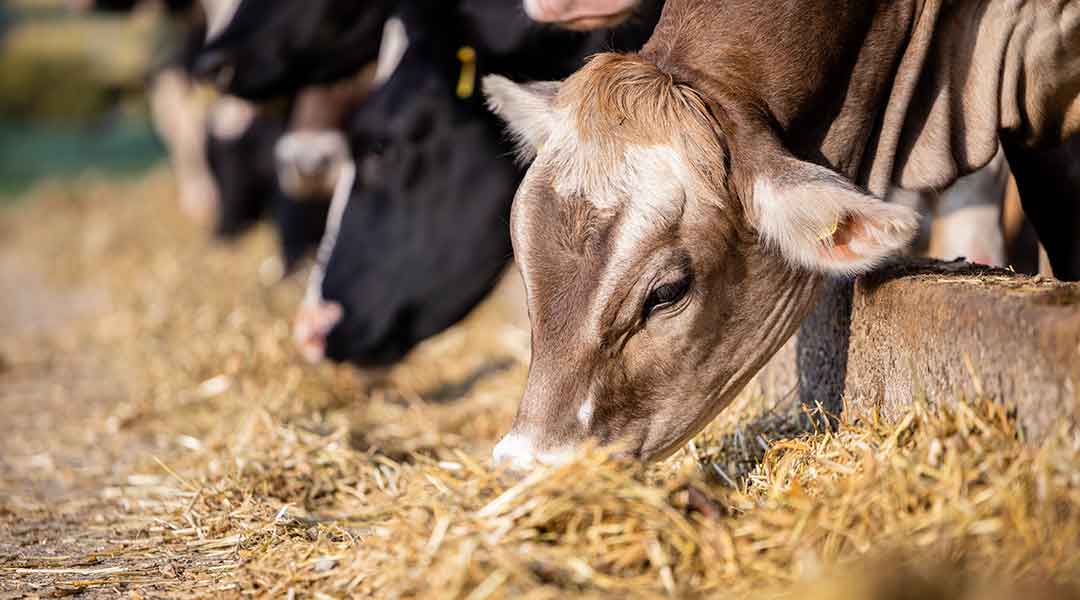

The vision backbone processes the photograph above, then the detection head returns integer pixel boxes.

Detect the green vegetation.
[0,117,164,199]
[0,4,168,198]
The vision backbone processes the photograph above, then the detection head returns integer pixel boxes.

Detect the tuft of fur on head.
[484,53,730,199]
[557,53,713,144]
[554,53,728,188]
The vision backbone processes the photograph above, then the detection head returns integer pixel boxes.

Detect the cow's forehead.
[517,144,688,254]
[540,123,697,208]
[515,156,690,342]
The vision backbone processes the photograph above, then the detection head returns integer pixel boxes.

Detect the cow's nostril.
[293,300,344,364]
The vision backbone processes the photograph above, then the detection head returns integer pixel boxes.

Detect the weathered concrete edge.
[751,259,1080,442]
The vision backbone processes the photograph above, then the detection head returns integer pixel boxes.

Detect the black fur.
[317,0,664,365]
[206,105,328,272]
[194,0,395,100]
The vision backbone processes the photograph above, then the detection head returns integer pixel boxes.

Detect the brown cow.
[484,0,1080,468]
[524,0,1021,270]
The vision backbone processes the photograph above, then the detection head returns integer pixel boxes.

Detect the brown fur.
[489,0,1080,468]
[289,66,376,132]
[550,53,731,199]
[558,53,712,146]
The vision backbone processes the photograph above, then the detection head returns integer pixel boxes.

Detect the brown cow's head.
[484,54,918,468]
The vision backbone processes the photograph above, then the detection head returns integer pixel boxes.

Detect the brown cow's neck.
[641,0,921,185]
[639,0,1080,198]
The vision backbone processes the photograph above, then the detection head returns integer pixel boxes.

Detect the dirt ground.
[2,171,1080,599]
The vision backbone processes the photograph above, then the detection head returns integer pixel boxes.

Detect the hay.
[1,169,1079,599]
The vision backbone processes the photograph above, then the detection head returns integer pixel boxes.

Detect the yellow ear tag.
[193,82,220,111]
[456,46,477,99]
[818,217,840,242]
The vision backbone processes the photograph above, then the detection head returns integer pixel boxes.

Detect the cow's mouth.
[554,8,635,31]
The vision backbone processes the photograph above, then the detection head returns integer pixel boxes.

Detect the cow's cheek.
[617,329,683,406]
[618,330,655,380]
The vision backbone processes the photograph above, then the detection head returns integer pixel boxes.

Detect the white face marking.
[567,143,693,340]
[275,131,349,167]
[304,161,356,306]
[576,398,594,427]
[208,95,257,141]
[492,433,576,470]
[373,17,409,85]
[491,433,537,470]
[275,131,350,198]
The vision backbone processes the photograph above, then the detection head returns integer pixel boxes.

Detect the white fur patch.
[491,433,537,470]
[483,75,560,162]
[208,95,257,140]
[275,131,349,167]
[275,130,350,198]
[522,0,547,20]
[491,433,576,470]
[203,0,241,42]
[932,205,1005,265]
[373,17,409,85]
[576,398,594,427]
[304,160,356,306]
[751,164,920,276]
[560,143,694,210]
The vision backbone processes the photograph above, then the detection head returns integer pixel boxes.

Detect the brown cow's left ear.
[746,152,920,277]
[483,75,560,162]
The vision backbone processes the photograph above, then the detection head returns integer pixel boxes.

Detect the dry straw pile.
[2,171,1079,599]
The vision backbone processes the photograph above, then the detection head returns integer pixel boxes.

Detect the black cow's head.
[194,0,394,100]
[206,96,328,272]
[70,0,193,14]
[299,24,517,366]
[293,1,665,366]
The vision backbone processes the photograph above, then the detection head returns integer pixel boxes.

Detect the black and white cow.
[194,0,395,100]
[293,0,666,365]
[205,94,333,273]
[72,0,222,222]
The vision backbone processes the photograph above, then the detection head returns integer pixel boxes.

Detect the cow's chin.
[637,387,748,463]
[554,9,634,30]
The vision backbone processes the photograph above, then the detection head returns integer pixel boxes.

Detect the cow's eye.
[642,275,691,319]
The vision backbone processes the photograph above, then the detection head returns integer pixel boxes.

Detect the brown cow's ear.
[747,156,920,276]
[483,75,560,162]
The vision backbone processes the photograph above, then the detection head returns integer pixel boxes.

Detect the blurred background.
[0,0,169,199]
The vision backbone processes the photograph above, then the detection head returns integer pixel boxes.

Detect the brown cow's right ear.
[740,130,920,276]
[483,75,560,162]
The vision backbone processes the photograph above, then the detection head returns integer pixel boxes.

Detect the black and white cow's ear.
[483,75,559,162]
[747,155,919,277]
[203,0,241,42]
[373,17,408,85]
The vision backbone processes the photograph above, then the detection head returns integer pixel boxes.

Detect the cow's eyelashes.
[642,275,691,320]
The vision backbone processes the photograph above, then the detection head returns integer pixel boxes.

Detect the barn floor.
[2,170,1080,599]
